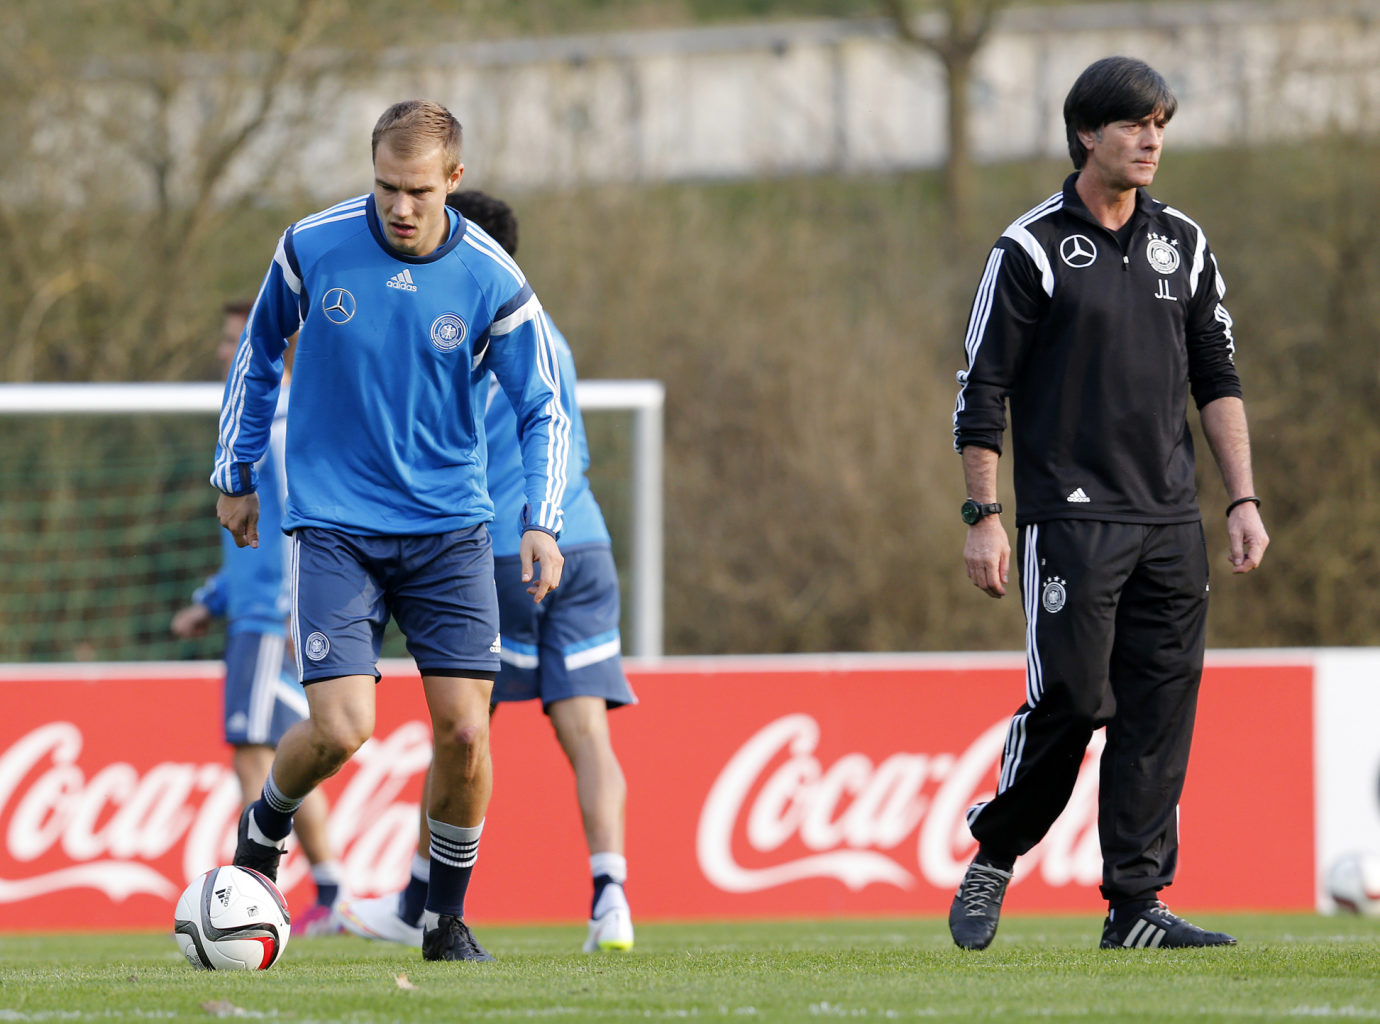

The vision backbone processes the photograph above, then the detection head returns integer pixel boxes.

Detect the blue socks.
[398,852,431,926]
[424,817,483,919]
[251,771,301,842]
[311,861,343,908]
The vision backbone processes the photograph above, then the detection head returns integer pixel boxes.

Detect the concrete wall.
[251,0,1380,199]
[19,1,1380,207]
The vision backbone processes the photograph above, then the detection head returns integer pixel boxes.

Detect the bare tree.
[880,0,1011,236]
[0,0,352,381]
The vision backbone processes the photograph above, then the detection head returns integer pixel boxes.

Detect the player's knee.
[551,698,610,745]
[560,727,615,772]
[308,717,371,764]
[437,719,488,754]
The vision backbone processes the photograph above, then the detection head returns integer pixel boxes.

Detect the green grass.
[2,915,1378,1023]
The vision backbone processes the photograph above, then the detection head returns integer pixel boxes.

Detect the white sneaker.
[583,885,634,953]
[337,894,424,947]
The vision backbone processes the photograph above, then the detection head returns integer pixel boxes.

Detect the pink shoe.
[295,903,345,937]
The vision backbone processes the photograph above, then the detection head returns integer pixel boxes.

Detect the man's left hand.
[1227,503,1269,573]
[520,530,564,603]
[217,492,260,549]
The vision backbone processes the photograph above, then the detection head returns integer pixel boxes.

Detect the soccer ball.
[1325,851,1380,916]
[173,865,291,969]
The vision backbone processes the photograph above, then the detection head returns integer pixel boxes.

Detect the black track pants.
[967,519,1210,904]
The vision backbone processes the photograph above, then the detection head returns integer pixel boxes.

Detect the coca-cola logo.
[696,714,1103,893]
[0,721,434,907]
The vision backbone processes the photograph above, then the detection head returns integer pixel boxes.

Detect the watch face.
[962,500,1000,524]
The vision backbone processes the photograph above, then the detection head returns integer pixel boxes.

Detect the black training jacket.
[952,173,1242,527]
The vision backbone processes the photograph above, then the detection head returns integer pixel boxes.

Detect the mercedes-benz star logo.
[322,287,356,324]
[1059,234,1097,269]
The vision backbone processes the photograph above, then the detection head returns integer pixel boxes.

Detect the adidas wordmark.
[387,268,418,292]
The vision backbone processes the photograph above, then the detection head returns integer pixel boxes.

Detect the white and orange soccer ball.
[174,865,291,970]
[1325,851,1380,916]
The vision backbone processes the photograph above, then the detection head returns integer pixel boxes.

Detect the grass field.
[2,914,1379,1023]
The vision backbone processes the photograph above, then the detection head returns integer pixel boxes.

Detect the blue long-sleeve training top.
[485,316,609,558]
[213,195,570,538]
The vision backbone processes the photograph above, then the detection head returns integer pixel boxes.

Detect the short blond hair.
[371,100,463,176]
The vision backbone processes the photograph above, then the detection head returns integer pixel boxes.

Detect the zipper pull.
[1122,255,1130,271]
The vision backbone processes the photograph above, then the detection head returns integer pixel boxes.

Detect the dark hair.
[222,298,253,318]
[446,190,519,256]
[1064,57,1178,168]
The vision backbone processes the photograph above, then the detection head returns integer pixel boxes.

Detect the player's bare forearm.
[216,492,261,549]
[1200,396,1269,573]
[521,530,564,603]
[961,445,1001,505]
[1200,397,1254,499]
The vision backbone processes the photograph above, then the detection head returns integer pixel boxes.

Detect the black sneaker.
[948,860,1012,950]
[233,805,286,883]
[422,915,494,962]
[1100,901,1237,949]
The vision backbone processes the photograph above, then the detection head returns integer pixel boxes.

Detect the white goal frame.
[0,381,665,657]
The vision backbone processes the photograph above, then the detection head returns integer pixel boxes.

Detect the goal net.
[0,382,663,664]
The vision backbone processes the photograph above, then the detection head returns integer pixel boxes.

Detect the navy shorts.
[492,544,637,710]
[290,526,500,683]
[222,630,308,746]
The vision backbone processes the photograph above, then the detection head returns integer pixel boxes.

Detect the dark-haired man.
[339,190,637,954]
[950,56,1268,950]
[173,301,346,935]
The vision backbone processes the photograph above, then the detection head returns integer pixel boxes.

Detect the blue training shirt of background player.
[212,194,570,540]
[195,390,291,635]
[485,316,608,559]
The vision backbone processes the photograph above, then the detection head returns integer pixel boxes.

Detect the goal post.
[0,380,664,660]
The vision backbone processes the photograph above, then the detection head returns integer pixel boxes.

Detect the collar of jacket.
[1060,172,1165,237]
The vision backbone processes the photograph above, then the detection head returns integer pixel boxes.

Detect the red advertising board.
[0,655,1314,931]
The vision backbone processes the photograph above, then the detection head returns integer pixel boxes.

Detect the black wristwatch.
[961,499,1002,525]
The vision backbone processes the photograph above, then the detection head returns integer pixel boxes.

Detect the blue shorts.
[223,630,308,746]
[290,526,500,683]
[492,544,637,711]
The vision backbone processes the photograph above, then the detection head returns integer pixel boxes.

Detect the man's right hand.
[963,515,1010,598]
[170,603,212,638]
[217,492,261,549]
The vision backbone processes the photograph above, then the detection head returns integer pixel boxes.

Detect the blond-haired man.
[212,100,570,962]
